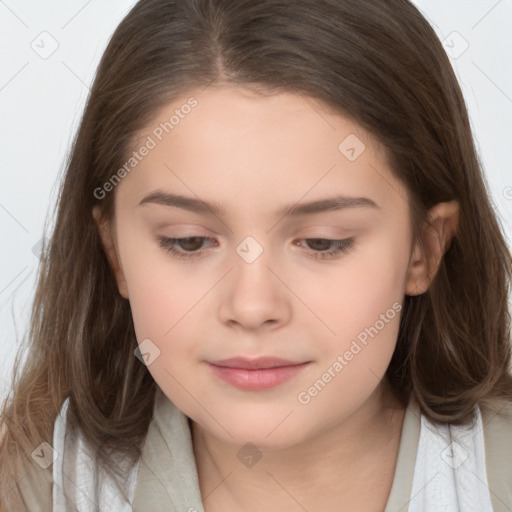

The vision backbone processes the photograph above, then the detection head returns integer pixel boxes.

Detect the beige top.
[14,389,512,511]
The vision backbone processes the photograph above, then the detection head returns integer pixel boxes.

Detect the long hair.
[2,0,511,508]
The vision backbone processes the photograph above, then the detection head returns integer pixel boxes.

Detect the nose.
[217,242,292,331]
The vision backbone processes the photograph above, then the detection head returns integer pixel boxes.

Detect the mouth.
[206,357,311,390]
[208,356,309,370]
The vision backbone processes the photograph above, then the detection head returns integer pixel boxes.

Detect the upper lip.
[208,357,309,370]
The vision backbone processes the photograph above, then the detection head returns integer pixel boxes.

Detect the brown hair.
[2,0,511,508]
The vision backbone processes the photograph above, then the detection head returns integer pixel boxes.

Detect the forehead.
[118,85,409,219]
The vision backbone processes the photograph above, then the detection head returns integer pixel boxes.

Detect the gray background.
[1,0,511,403]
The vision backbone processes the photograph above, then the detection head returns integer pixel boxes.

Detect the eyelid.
[156,234,356,261]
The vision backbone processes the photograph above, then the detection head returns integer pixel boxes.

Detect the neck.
[190,379,407,512]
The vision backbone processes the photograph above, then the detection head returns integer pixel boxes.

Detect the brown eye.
[175,237,205,251]
[296,238,356,260]
[157,236,215,260]
[304,239,332,251]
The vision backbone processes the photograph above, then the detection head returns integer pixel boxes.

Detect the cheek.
[116,223,196,337]
[304,238,406,341]
[127,273,208,356]
[298,235,406,401]
[124,268,203,398]
[118,246,211,380]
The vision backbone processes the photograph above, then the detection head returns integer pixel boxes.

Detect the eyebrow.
[138,190,379,217]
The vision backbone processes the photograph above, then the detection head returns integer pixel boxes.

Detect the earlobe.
[405,241,429,296]
[405,200,460,296]
[92,205,129,299]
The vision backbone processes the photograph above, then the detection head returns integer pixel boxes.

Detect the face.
[93,84,426,450]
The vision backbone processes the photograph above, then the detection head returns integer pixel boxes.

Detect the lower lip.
[207,362,310,390]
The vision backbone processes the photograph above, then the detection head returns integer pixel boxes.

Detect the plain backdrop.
[1,0,511,404]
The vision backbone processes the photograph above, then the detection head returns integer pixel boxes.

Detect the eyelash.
[156,236,356,261]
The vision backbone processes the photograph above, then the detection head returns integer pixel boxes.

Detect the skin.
[93,84,459,511]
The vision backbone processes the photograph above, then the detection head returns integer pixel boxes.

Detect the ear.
[405,200,460,296]
[92,205,129,299]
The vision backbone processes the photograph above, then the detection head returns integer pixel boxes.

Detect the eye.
[157,236,216,260]
[295,238,356,260]
[157,236,355,261]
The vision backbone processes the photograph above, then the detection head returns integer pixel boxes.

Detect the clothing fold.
[51,387,499,512]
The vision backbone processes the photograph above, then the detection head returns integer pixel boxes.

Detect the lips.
[206,357,311,391]
[208,356,307,370]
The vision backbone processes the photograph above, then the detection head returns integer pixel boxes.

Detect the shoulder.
[0,422,54,512]
[480,398,512,455]
[14,399,70,512]
[15,461,54,512]
[480,399,512,512]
